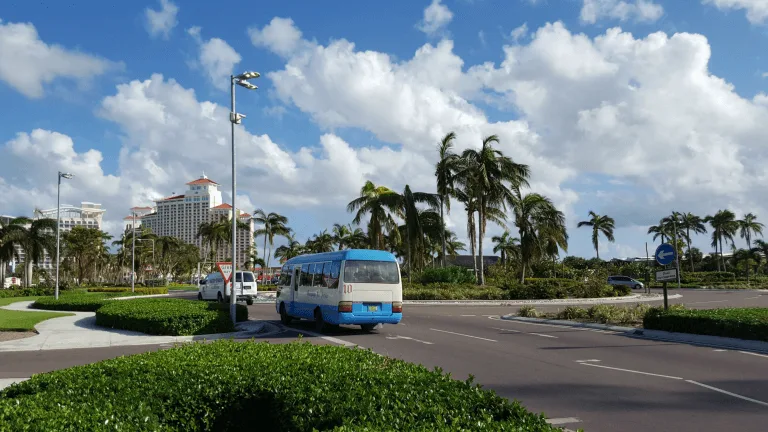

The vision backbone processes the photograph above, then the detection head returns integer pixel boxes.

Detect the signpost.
[655,243,677,310]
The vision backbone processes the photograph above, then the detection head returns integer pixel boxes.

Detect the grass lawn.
[0,309,73,332]
[0,296,42,307]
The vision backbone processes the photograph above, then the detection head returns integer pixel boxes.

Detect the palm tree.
[244,247,266,269]
[739,213,764,250]
[347,227,369,249]
[274,234,305,262]
[347,181,402,250]
[679,213,707,272]
[4,217,57,287]
[306,230,334,253]
[647,219,672,244]
[752,239,768,275]
[491,231,520,267]
[398,185,439,282]
[332,223,353,250]
[457,134,530,285]
[576,211,615,259]
[705,210,738,271]
[252,209,291,272]
[435,131,461,267]
[508,191,565,284]
[540,220,569,275]
[0,219,24,286]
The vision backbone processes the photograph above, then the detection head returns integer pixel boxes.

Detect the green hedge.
[31,293,135,312]
[95,298,248,336]
[403,280,627,301]
[0,287,54,298]
[680,271,736,284]
[404,286,508,300]
[0,341,558,431]
[643,307,768,342]
[418,266,476,284]
[86,287,168,294]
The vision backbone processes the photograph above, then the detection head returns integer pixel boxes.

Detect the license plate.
[368,305,378,312]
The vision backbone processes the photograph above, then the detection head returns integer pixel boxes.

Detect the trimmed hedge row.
[0,287,54,298]
[0,341,559,431]
[31,293,137,312]
[643,307,768,342]
[86,287,168,294]
[403,280,629,300]
[95,298,248,336]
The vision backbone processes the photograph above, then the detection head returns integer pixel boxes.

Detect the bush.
[679,271,736,284]
[643,307,768,342]
[418,266,476,284]
[32,294,114,312]
[0,341,558,432]
[96,298,247,336]
[612,284,632,297]
[86,287,168,295]
[404,285,507,300]
[556,306,588,320]
[518,305,539,318]
[0,287,54,298]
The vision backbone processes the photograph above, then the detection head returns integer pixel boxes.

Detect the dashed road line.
[688,300,729,305]
[430,328,497,342]
[686,380,768,407]
[385,335,434,345]
[460,314,476,317]
[531,332,558,339]
[490,326,521,333]
[578,362,684,380]
[739,351,768,359]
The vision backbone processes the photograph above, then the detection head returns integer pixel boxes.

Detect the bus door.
[288,266,300,315]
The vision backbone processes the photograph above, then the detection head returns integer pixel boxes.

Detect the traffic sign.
[656,269,677,282]
[144,265,153,272]
[216,262,233,283]
[655,243,676,266]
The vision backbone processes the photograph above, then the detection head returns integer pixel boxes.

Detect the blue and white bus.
[275,249,403,332]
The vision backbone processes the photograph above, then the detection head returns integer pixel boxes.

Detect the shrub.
[0,341,558,432]
[518,305,539,318]
[86,287,168,295]
[612,284,632,297]
[679,271,736,284]
[32,294,114,312]
[587,304,620,324]
[556,306,588,320]
[418,266,476,284]
[643,307,768,342]
[96,298,247,336]
[403,286,506,300]
[0,287,54,298]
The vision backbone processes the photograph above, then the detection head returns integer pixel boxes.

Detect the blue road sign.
[655,243,676,266]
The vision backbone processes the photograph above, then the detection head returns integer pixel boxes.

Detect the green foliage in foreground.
[86,287,168,294]
[644,307,768,342]
[0,341,560,432]
[0,288,54,298]
[96,298,248,336]
[418,266,477,284]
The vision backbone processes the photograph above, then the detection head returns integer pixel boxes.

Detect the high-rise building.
[127,175,254,268]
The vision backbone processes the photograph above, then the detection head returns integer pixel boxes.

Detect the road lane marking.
[744,296,761,300]
[460,314,476,317]
[686,380,768,407]
[491,327,521,333]
[385,335,434,345]
[713,349,728,352]
[687,300,729,305]
[575,359,601,363]
[546,417,581,425]
[531,332,558,339]
[430,328,497,342]
[739,351,768,359]
[578,362,684,380]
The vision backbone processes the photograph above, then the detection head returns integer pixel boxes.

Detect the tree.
[332,223,352,250]
[648,218,672,244]
[5,217,57,287]
[252,209,291,272]
[508,191,565,284]
[398,185,439,282]
[274,234,305,262]
[0,219,24,286]
[679,213,707,272]
[347,181,401,250]
[305,230,334,253]
[457,135,530,285]
[62,226,112,285]
[435,131,461,267]
[705,210,738,271]
[576,211,615,259]
[491,231,520,268]
[244,247,266,269]
[738,213,764,250]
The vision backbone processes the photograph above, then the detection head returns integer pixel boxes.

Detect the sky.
[1,0,768,260]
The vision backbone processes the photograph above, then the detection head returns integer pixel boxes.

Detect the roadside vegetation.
[0,309,73,332]
[0,341,561,431]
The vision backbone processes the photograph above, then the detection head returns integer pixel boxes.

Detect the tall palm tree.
[679,212,707,272]
[435,131,461,267]
[252,209,291,272]
[738,213,764,250]
[274,234,305,262]
[576,211,615,259]
[540,220,569,275]
[0,219,24,286]
[398,185,439,282]
[647,219,672,244]
[347,181,402,250]
[508,191,565,284]
[244,247,266,269]
[705,210,738,271]
[4,218,57,287]
[332,223,352,250]
[492,231,520,267]
[306,230,334,253]
[457,134,530,285]
[347,227,369,249]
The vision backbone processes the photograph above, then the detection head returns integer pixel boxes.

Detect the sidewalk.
[0,301,268,352]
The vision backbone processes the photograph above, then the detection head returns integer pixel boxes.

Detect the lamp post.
[229,71,259,324]
[131,211,136,293]
[55,172,74,300]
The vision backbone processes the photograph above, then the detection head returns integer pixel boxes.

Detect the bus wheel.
[280,303,293,325]
[360,324,376,332]
[314,309,328,333]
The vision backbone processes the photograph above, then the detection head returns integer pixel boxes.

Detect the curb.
[500,315,768,354]
[405,293,680,306]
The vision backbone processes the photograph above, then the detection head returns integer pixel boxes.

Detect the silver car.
[607,275,644,290]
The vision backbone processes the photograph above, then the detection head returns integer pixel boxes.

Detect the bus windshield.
[343,260,399,284]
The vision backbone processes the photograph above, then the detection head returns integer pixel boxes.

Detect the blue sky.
[2,0,768,260]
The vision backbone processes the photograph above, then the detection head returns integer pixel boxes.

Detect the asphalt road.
[1,289,766,432]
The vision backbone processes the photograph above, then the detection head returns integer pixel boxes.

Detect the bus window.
[343,260,399,284]
[279,266,292,286]
[327,261,340,288]
[311,263,324,287]
[300,264,311,286]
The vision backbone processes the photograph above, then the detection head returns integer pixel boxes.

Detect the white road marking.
[739,351,768,359]
[546,417,582,425]
[460,314,476,317]
[575,359,601,363]
[713,349,728,352]
[687,300,729,305]
[686,380,768,407]
[385,335,434,345]
[578,362,684,380]
[430,328,497,342]
[491,327,521,333]
[744,296,762,300]
[293,328,358,348]
[531,332,558,339]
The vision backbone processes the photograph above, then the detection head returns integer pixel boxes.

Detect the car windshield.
[235,272,255,282]
[343,260,399,284]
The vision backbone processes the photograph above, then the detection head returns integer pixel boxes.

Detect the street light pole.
[672,212,682,291]
[228,71,259,324]
[55,172,73,300]
[131,211,136,293]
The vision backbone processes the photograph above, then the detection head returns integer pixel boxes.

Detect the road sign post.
[655,243,677,310]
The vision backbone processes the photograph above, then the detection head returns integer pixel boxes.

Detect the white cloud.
[417,0,454,36]
[187,27,242,91]
[510,23,529,42]
[248,17,305,58]
[145,0,179,39]
[263,105,288,119]
[580,0,664,24]
[0,20,116,98]
[478,30,486,46]
[703,0,768,24]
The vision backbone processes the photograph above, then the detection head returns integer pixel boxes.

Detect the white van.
[198,271,258,305]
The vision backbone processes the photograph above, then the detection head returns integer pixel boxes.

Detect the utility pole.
[131,211,136,293]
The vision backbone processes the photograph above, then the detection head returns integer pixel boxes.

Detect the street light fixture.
[55,172,74,300]
[228,70,259,324]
